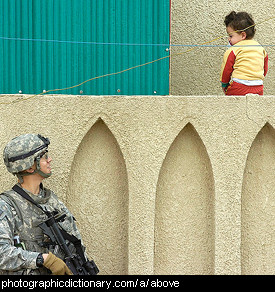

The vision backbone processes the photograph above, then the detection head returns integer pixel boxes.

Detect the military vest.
[0,186,64,275]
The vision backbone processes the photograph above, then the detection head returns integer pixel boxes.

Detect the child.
[220,11,268,95]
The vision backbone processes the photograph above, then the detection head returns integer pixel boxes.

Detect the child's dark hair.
[224,11,255,39]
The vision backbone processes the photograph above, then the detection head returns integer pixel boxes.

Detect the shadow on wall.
[154,123,215,275]
[242,122,275,275]
[67,118,129,275]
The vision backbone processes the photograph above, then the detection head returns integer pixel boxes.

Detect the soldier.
[0,134,84,275]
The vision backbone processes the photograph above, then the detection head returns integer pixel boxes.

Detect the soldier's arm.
[0,200,39,271]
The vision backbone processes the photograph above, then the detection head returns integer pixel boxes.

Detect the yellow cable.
[1,15,275,105]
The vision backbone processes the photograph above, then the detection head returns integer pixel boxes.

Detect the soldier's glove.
[44,252,73,275]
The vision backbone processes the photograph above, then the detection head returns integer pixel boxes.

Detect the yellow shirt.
[220,39,268,87]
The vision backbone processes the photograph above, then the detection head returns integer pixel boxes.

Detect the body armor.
[0,184,80,275]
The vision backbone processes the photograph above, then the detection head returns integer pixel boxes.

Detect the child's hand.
[221,82,230,94]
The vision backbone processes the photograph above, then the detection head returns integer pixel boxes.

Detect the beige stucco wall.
[0,0,274,276]
[0,94,274,275]
[170,0,275,95]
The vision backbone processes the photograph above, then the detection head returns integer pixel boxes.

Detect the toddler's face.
[226,26,245,46]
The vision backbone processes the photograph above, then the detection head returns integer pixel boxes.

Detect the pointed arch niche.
[154,123,215,274]
[241,123,275,275]
[67,118,129,275]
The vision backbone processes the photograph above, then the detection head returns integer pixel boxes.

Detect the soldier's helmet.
[3,134,50,174]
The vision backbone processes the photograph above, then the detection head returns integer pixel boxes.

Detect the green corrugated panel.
[0,0,170,95]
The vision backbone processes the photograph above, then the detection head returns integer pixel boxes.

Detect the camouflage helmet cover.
[3,134,50,174]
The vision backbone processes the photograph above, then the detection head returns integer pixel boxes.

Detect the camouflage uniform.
[0,134,84,275]
[0,184,83,275]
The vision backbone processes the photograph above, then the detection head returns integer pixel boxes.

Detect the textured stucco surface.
[170,0,275,96]
[0,0,275,276]
[0,94,274,275]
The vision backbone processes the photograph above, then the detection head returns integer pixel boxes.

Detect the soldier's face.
[39,153,52,175]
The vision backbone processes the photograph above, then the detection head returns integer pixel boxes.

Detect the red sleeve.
[220,50,236,84]
[264,54,268,76]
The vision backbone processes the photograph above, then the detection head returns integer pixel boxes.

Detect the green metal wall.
[0,0,170,95]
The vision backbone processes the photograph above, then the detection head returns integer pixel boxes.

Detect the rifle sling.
[12,184,45,213]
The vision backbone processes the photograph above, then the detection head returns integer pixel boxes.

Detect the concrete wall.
[170,0,275,95]
[0,94,274,275]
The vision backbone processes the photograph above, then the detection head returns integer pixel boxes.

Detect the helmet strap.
[15,172,33,184]
[34,169,52,178]
[16,174,24,184]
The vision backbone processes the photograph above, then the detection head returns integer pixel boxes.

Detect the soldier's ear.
[26,163,36,173]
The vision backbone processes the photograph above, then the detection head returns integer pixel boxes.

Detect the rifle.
[12,184,99,275]
[39,211,99,275]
